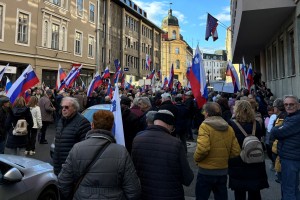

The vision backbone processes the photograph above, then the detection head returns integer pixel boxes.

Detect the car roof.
[86,104,112,110]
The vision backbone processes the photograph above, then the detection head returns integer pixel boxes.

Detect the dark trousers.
[196,173,228,200]
[26,128,38,151]
[40,121,50,142]
[186,118,193,139]
[234,190,261,200]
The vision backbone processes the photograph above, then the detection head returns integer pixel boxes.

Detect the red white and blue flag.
[205,13,218,41]
[189,45,208,108]
[106,80,113,98]
[162,77,168,89]
[157,70,161,80]
[6,65,39,104]
[226,61,241,93]
[87,72,102,97]
[114,59,121,72]
[247,63,254,91]
[56,64,67,90]
[147,69,155,80]
[102,67,110,79]
[5,77,12,93]
[0,64,9,81]
[240,57,248,89]
[24,89,31,103]
[65,65,82,88]
[145,54,151,70]
[168,64,174,89]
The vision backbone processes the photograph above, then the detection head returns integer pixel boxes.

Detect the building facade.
[230,0,299,97]
[202,51,227,84]
[161,9,193,86]
[0,0,163,88]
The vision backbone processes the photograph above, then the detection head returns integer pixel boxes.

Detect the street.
[28,124,281,200]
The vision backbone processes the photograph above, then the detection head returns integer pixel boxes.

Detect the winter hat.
[153,109,175,126]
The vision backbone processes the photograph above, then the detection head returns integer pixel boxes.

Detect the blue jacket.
[271,110,300,160]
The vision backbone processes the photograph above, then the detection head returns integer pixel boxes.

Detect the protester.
[0,96,11,153]
[58,110,141,200]
[132,109,194,200]
[145,110,157,126]
[130,97,144,118]
[184,91,195,141]
[271,95,300,200]
[5,97,33,155]
[26,96,42,155]
[137,97,152,131]
[228,100,269,200]
[194,102,240,200]
[53,97,91,175]
[39,89,56,144]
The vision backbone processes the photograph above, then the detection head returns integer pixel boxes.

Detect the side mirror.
[3,168,23,182]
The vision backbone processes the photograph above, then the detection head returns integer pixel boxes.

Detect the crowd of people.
[0,80,299,200]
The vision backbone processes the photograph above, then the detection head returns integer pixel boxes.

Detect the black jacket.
[53,113,91,175]
[122,108,139,154]
[5,107,33,148]
[132,125,194,200]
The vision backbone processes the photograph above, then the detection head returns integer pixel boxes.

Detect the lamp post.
[207,70,210,86]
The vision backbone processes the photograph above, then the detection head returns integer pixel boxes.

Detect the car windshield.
[82,104,112,122]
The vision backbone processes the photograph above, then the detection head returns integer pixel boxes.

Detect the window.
[75,31,82,55]
[43,21,48,47]
[62,27,66,50]
[287,29,295,76]
[176,60,180,69]
[272,43,278,79]
[278,37,285,77]
[17,12,29,44]
[53,0,61,6]
[77,0,83,16]
[175,47,179,54]
[88,36,95,58]
[267,47,272,80]
[102,47,105,62]
[172,30,176,39]
[89,3,95,23]
[51,24,59,50]
[0,5,3,40]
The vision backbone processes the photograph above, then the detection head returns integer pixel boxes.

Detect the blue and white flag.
[0,64,9,81]
[5,76,12,93]
[111,83,125,146]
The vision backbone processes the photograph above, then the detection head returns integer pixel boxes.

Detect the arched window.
[43,21,48,47]
[172,30,176,39]
[176,60,180,69]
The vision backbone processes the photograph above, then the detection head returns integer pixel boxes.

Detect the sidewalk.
[184,140,281,200]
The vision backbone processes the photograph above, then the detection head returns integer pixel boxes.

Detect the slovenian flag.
[102,67,110,79]
[56,64,67,90]
[162,77,168,89]
[87,72,102,97]
[189,45,208,108]
[0,64,9,81]
[111,82,125,146]
[226,61,241,93]
[65,65,82,88]
[6,65,39,104]
[168,64,174,89]
[241,57,248,89]
[114,59,121,72]
[145,54,151,70]
[247,63,254,91]
[147,69,155,80]
[5,77,12,93]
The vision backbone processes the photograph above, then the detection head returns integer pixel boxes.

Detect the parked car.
[50,104,112,158]
[0,154,59,200]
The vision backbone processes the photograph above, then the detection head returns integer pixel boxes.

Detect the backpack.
[12,119,28,136]
[232,120,264,164]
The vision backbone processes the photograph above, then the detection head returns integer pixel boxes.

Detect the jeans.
[195,173,228,200]
[40,121,50,142]
[5,147,26,155]
[234,190,261,200]
[281,158,300,200]
[26,128,38,151]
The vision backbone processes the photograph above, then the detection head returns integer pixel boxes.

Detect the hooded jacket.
[194,116,240,175]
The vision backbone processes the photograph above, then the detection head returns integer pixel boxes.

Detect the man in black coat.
[0,96,10,154]
[53,97,91,175]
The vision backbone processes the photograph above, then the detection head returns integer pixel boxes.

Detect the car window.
[82,109,100,122]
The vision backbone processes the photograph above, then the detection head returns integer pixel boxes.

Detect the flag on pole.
[145,54,151,70]
[162,77,168,89]
[24,89,31,103]
[240,57,248,89]
[102,67,110,79]
[168,64,174,89]
[56,64,67,90]
[147,69,156,80]
[247,63,254,91]
[205,13,218,41]
[111,83,125,146]
[189,45,208,108]
[226,61,241,93]
[157,70,161,80]
[87,72,102,97]
[5,77,12,93]
[6,65,39,104]
[65,65,82,88]
[114,59,121,72]
[0,64,9,81]
[106,80,113,98]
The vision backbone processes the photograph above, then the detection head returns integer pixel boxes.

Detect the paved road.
[28,124,282,200]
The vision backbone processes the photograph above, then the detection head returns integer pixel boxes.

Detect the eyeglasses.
[284,103,296,107]
[62,106,70,110]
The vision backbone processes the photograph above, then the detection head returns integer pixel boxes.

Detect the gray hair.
[61,97,80,112]
[132,97,140,106]
[146,111,158,124]
[138,97,151,107]
[283,95,299,103]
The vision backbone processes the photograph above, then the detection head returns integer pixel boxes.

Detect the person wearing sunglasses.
[271,95,300,200]
[53,97,91,176]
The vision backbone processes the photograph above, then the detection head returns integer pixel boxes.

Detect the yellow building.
[161,9,193,87]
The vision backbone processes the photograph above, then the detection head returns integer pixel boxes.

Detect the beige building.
[161,9,192,87]
[230,0,299,97]
[0,0,163,88]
